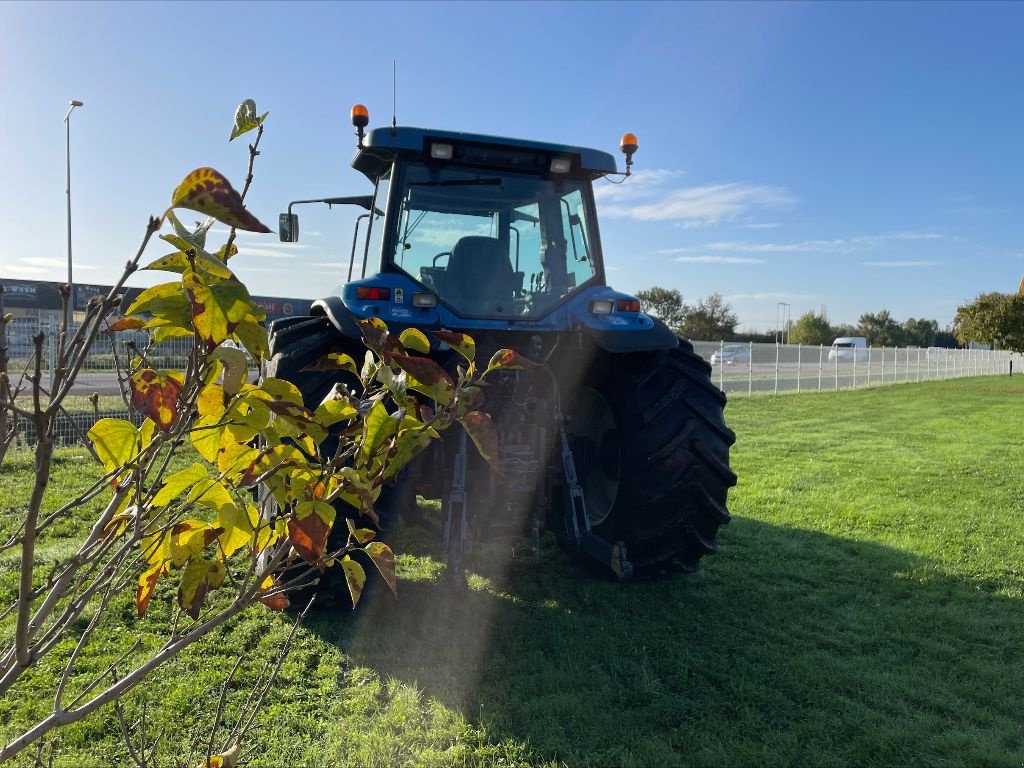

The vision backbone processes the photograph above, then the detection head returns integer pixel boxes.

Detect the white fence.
[690,340,1024,397]
[4,319,1020,452]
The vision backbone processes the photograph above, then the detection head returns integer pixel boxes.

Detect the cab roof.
[352,126,619,178]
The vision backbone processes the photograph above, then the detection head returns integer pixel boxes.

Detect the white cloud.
[604,182,795,225]
[18,256,97,270]
[673,255,766,264]
[657,232,949,259]
[742,222,780,229]
[860,260,941,268]
[593,169,685,202]
[235,247,300,259]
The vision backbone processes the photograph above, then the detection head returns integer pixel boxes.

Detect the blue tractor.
[264,106,736,584]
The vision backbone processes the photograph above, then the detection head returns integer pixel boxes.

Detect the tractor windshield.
[387,162,600,317]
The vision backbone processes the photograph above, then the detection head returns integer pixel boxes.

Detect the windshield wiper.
[407,178,502,187]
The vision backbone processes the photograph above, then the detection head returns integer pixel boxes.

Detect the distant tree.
[902,317,938,348]
[857,310,906,346]
[680,293,739,341]
[954,292,1024,351]
[934,327,959,348]
[636,286,687,332]
[789,310,834,346]
[832,323,859,339]
[732,330,776,344]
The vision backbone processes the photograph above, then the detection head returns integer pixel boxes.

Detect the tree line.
[635,286,960,347]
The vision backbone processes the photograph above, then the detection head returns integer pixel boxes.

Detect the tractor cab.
[280,107,638,323]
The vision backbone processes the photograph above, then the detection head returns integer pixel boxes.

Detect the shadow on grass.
[303,516,1024,767]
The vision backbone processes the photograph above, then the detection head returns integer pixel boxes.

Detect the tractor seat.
[444,236,515,315]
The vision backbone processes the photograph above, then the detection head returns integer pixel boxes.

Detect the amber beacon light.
[619,132,638,176]
[352,103,370,147]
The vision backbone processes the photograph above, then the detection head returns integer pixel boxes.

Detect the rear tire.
[260,315,404,606]
[563,342,736,575]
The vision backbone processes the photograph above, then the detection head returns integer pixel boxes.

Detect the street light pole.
[64,99,84,330]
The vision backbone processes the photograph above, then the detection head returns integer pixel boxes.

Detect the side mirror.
[279,213,299,243]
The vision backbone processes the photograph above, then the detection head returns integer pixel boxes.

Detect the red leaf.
[130,369,183,431]
[109,317,147,332]
[459,411,501,473]
[258,575,290,611]
[484,348,537,377]
[432,330,476,363]
[357,318,404,360]
[288,514,330,563]
[136,566,160,617]
[391,354,454,404]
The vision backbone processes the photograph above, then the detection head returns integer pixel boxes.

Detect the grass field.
[2,375,1023,766]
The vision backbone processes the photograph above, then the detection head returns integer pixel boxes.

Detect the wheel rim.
[567,386,619,527]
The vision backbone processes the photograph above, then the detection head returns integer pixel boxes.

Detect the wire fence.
[4,317,1020,453]
[691,340,1024,397]
[2,315,257,454]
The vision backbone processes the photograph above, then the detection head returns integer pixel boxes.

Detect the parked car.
[828,336,868,362]
[710,344,751,365]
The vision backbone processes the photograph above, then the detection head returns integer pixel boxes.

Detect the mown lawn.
[2,375,1023,766]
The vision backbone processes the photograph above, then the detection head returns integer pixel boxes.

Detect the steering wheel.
[432,252,452,266]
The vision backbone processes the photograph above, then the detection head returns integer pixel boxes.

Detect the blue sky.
[2,1,1022,331]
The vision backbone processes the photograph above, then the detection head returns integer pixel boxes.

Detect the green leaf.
[166,209,214,251]
[358,399,401,468]
[151,465,208,508]
[233,316,268,363]
[346,519,376,545]
[314,399,358,428]
[144,248,233,280]
[399,328,431,354]
[391,354,454,405]
[340,555,366,608]
[364,541,397,595]
[88,418,141,475]
[124,281,186,317]
[382,426,435,481]
[169,167,271,233]
[230,99,269,141]
[183,271,253,346]
[433,330,476,364]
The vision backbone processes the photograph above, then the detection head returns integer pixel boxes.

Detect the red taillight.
[356,286,391,301]
[617,299,641,313]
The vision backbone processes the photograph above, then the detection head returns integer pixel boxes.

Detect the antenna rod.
[392,60,397,131]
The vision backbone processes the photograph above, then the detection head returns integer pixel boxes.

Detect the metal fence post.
[748,341,753,397]
[818,344,823,391]
[834,345,839,390]
[797,343,802,392]
[718,340,724,392]
[774,343,780,395]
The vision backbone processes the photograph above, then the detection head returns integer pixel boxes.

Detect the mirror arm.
[348,213,370,282]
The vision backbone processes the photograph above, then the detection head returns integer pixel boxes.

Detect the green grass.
[2,376,1024,766]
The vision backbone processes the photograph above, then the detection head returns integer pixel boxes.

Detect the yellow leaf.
[178,558,215,620]
[341,555,366,608]
[169,167,271,233]
[398,327,431,354]
[88,418,141,476]
[364,541,397,595]
[136,561,163,617]
[151,465,208,508]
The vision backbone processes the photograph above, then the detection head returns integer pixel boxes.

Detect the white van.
[828,336,868,362]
